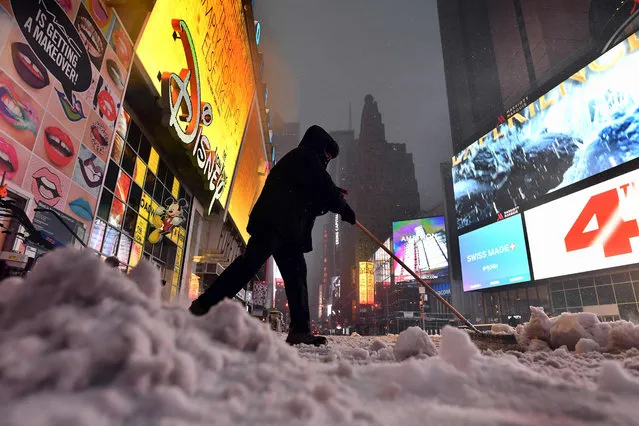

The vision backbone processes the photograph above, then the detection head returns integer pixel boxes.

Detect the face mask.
[322,150,333,167]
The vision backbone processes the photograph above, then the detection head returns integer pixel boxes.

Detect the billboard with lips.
[0,0,133,241]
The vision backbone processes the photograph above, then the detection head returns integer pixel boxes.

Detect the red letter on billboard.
[564,188,639,257]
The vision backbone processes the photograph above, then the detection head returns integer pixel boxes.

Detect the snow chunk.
[575,338,600,354]
[369,339,387,352]
[490,323,514,334]
[393,327,437,361]
[439,326,479,372]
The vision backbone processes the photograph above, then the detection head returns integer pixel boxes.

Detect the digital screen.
[524,168,639,280]
[452,30,639,231]
[392,217,448,283]
[460,214,531,292]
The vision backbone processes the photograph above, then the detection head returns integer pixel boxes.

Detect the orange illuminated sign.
[358,261,374,305]
[137,0,255,210]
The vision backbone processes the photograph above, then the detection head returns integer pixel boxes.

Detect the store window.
[89,109,192,298]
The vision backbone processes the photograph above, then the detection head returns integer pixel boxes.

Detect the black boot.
[189,299,209,316]
[286,331,327,347]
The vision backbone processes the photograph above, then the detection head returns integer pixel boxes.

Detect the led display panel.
[460,214,531,292]
[525,168,639,280]
[392,216,448,283]
[452,30,639,231]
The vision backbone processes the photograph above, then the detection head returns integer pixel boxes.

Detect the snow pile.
[0,249,639,425]
[393,326,437,361]
[516,307,639,352]
[490,323,515,334]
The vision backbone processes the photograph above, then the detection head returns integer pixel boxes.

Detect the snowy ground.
[1,249,639,426]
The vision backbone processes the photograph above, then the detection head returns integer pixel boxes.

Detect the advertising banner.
[392,216,448,283]
[136,0,255,212]
[452,30,639,231]
[0,0,132,234]
[358,261,374,305]
[525,169,639,280]
[459,214,531,292]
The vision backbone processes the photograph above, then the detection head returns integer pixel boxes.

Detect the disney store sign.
[159,19,226,215]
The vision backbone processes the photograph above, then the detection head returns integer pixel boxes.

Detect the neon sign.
[160,19,224,215]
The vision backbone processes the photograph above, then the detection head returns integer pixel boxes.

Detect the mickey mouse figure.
[148,198,188,244]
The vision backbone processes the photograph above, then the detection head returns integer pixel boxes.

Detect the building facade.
[439,1,639,325]
[0,0,272,307]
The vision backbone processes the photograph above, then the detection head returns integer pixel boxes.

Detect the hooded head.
[299,125,339,167]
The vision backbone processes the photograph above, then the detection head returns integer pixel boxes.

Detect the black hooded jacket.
[247,125,348,252]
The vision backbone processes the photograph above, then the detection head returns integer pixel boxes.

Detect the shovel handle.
[355,220,480,333]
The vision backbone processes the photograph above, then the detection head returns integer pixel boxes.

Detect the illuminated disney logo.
[159,19,225,215]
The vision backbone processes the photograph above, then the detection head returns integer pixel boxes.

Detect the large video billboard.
[460,214,531,292]
[136,0,255,211]
[452,30,639,231]
[525,168,639,280]
[392,216,448,283]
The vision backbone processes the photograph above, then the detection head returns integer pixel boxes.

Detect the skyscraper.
[331,95,420,328]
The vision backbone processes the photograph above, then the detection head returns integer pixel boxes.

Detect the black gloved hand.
[340,203,356,225]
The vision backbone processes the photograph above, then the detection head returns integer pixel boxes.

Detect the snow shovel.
[356,221,518,345]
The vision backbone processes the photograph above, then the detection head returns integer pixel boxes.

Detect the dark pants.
[194,232,311,333]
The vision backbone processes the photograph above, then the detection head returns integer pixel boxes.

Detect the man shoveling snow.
[189,125,356,347]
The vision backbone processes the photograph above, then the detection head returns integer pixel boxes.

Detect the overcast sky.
[253,0,452,211]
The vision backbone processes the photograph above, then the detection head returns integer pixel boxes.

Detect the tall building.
[439,1,639,324]
[328,95,421,329]
[438,0,636,153]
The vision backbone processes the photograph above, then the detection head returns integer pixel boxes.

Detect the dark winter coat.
[247,125,349,252]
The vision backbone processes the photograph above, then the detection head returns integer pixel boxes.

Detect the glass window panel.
[97,190,113,221]
[117,233,132,266]
[551,291,566,309]
[104,161,119,192]
[619,304,639,322]
[171,178,180,199]
[101,227,120,256]
[157,160,168,186]
[631,270,639,282]
[579,277,595,288]
[122,207,138,236]
[133,158,146,187]
[596,285,616,305]
[153,180,164,202]
[128,184,142,212]
[580,287,598,306]
[110,133,125,164]
[563,280,579,290]
[148,148,159,174]
[116,108,130,139]
[88,219,106,251]
[550,282,563,292]
[614,283,636,304]
[129,242,143,267]
[144,168,156,195]
[611,272,631,284]
[127,120,142,150]
[594,275,611,286]
[115,170,132,203]
[138,135,152,163]
[121,144,136,176]
[108,197,126,228]
[565,289,581,308]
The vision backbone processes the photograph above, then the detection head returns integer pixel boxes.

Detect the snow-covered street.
[1,249,639,426]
